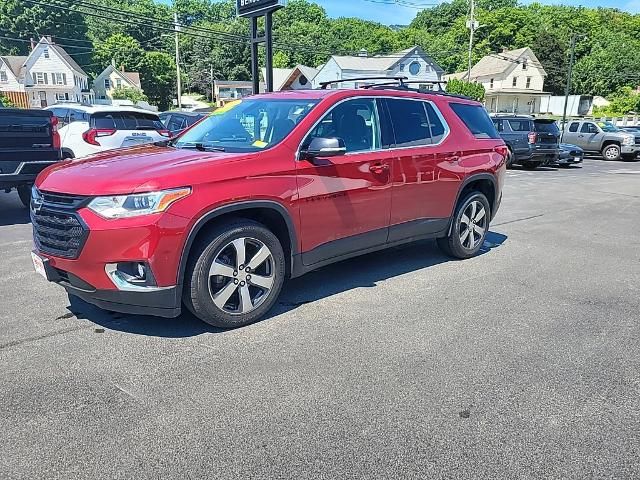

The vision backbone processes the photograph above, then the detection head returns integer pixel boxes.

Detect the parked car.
[0,106,61,207]
[491,115,560,170]
[554,143,584,167]
[159,111,207,136]
[30,84,507,328]
[45,105,169,159]
[562,120,640,161]
[619,125,640,133]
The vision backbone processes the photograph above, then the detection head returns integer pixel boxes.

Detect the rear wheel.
[184,220,286,328]
[438,192,490,259]
[17,184,31,208]
[602,144,621,161]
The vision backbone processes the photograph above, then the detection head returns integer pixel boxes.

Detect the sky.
[316,0,640,25]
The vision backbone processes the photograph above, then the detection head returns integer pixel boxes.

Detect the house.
[93,63,143,101]
[213,80,264,107]
[312,46,444,89]
[445,47,549,114]
[0,36,92,108]
[260,65,319,91]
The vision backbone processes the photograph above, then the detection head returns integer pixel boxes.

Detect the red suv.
[31,85,506,328]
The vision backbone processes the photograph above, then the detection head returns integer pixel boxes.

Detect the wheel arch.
[61,148,75,159]
[602,140,621,150]
[450,174,498,229]
[176,201,298,293]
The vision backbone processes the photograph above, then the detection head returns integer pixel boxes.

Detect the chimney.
[30,38,35,51]
[46,35,53,44]
[121,65,125,73]
[358,48,368,57]
[111,58,116,67]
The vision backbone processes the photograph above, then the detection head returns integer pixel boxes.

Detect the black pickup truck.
[0,106,61,207]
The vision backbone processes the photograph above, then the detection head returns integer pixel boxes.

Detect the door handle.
[446,156,460,164]
[369,163,389,174]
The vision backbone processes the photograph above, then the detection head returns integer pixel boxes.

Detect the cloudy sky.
[317,0,640,24]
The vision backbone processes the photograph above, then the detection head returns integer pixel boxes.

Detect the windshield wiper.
[176,142,225,152]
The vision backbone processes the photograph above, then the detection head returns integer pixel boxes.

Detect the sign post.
[236,0,285,94]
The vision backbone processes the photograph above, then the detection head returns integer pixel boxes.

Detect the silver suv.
[563,120,640,161]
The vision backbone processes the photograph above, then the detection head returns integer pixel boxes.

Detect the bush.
[446,78,485,102]
[111,86,148,103]
[0,93,16,108]
[592,87,640,117]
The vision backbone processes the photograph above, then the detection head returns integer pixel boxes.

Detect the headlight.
[87,187,191,219]
[622,136,634,145]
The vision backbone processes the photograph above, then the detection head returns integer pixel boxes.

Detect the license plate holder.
[31,252,48,280]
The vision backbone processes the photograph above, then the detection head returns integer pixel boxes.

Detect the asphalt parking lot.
[1,158,639,479]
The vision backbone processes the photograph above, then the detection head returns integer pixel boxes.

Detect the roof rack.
[319,76,408,89]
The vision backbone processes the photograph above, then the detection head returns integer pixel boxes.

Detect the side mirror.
[302,137,346,160]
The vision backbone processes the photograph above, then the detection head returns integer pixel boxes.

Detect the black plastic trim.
[301,227,388,266]
[452,173,499,222]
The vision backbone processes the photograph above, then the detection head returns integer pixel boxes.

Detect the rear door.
[533,119,559,147]
[505,118,533,157]
[563,121,581,145]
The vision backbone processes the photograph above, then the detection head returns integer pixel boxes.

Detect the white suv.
[45,105,169,159]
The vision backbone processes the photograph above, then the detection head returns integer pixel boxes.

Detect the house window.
[44,48,50,59]
[409,62,421,75]
[298,75,308,86]
[52,72,66,85]
[399,64,405,72]
[116,78,122,88]
[34,72,48,85]
[489,78,494,89]
[104,78,111,89]
[512,77,517,87]
[522,62,527,70]
[55,93,69,101]
[0,71,7,83]
[526,77,531,89]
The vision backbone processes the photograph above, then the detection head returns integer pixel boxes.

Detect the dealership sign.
[236,0,285,17]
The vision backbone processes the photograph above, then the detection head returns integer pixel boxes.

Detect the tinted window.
[581,123,598,134]
[507,119,532,132]
[492,119,504,132]
[168,115,186,132]
[68,109,88,123]
[159,113,170,127]
[424,102,446,143]
[569,122,579,132]
[303,98,380,153]
[450,103,500,139]
[386,98,431,148]
[91,113,118,130]
[121,112,164,130]
[534,121,559,134]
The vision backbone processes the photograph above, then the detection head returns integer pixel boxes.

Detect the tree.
[446,79,486,101]
[593,87,640,116]
[531,29,567,96]
[139,51,176,111]
[93,34,145,74]
[111,86,148,103]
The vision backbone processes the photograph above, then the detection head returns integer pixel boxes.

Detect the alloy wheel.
[459,200,487,250]
[208,237,275,315]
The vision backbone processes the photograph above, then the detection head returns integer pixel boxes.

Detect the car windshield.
[597,121,620,132]
[173,98,319,152]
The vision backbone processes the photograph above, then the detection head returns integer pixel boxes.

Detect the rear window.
[90,111,163,131]
[450,103,500,139]
[507,119,532,132]
[534,120,559,134]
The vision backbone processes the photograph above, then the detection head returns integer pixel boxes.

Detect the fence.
[0,91,29,109]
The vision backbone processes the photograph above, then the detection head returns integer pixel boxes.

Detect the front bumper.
[37,253,181,317]
[621,146,640,156]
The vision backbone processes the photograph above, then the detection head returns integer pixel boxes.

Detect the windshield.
[173,98,319,152]
[597,121,620,132]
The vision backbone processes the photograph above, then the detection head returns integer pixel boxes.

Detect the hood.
[36,144,250,196]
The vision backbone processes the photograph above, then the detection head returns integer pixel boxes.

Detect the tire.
[505,148,515,168]
[17,184,31,208]
[438,191,491,260]
[522,161,539,170]
[602,144,621,161]
[183,220,286,328]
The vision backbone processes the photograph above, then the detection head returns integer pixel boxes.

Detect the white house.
[0,37,92,108]
[261,65,319,91]
[446,47,549,114]
[312,46,444,89]
[93,63,143,101]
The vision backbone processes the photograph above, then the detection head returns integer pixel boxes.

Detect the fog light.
[105,262,159,291]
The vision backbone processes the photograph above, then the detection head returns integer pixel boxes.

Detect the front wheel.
[183,220,286,328]
[602,144,621,161]
[17,184,32,208]
[438,192,490,259]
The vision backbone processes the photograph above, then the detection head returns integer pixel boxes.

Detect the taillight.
[82,128,116,146]
[528,132,537,144]
[494,145,509,159]
[157,129,171,137]
[50,116,61,150]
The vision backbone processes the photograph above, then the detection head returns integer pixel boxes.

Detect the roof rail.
[319,76,408,89]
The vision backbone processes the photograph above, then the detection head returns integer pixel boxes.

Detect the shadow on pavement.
[0,192,30,226]
[68,231,508,338]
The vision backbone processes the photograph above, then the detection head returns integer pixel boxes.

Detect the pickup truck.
[562,120,640,161]
[0,106,61,206]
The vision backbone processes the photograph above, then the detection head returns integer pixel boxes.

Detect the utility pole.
[174,12,182,110]
[210,65,215,103]
[466,0,476,81]
[561,34,583,141]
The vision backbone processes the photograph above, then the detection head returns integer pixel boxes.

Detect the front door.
[38,91,47,108]
[296,97,393,266]
[577,122,603,151]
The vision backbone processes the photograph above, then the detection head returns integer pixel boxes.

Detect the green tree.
[593,87,640,116]
[139,51,176,110]
[111,86,148,103]
[93,34,145,75]
[446,79,486,101]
